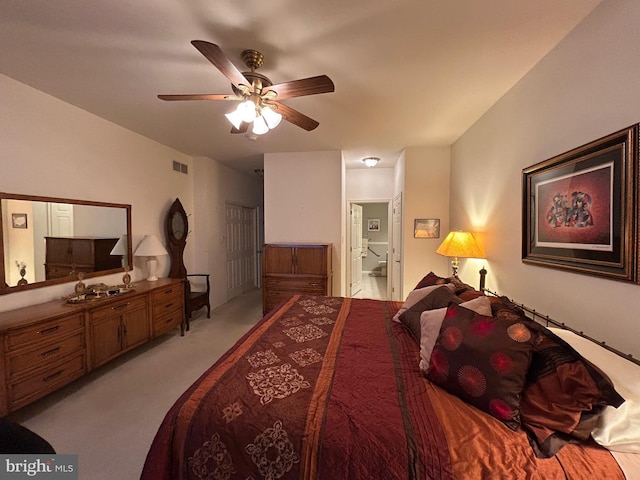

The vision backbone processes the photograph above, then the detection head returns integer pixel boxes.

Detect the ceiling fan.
[158,40,335,135]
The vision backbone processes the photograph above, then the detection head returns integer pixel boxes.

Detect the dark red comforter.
[141,295,623,480]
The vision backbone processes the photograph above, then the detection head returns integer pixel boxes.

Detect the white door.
[48,203,74,236]
[226,204,256,300]
[350,203,363,296]
[391,193,403,301]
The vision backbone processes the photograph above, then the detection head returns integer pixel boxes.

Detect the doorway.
[348,201,391,300]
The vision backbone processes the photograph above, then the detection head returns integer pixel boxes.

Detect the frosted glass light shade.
[261,106,282,129]
[252,115,269,135]
[225,108,244,129]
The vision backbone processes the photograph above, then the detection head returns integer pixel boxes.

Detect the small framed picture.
[12,213,28,229]
[367,219,380,231]
[414,218,440,238]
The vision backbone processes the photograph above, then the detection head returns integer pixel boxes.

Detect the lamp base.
[146,257,159,281]
[451,256,460,278]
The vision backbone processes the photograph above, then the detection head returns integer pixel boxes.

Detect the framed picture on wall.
[414,218,440,238]
[522,124,638,283]
[367,219,380,231]
[12,213,27,229]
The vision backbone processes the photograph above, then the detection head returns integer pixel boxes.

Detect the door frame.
[346,199,392,299]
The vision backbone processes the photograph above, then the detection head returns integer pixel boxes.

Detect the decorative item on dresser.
[262,243,332,314]
[0,278,185,416]
[165,198,210,330]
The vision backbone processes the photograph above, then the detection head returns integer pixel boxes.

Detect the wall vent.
[172,160,188,174]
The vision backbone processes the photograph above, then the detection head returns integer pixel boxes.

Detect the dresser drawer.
[151,285,184,317]
[153,307,183,337]
[6,313,84,350]
[7,332,85,378]
[90,295,147,321]
[264,277,327,293]
[8,354,86,411]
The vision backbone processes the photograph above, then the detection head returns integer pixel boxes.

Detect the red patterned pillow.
[426,303,535,430]
[414,271,448,290]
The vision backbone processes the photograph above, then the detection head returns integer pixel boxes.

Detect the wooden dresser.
[0,278,184,415]
[262,243,333,314]
[45,237,122,279]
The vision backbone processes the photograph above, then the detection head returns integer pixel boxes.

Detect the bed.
[141,272,639,480]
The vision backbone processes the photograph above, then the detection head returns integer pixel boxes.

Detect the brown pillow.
[426,303,535,430]
[398,286,462,342]
[414,271,448,290]
[519,324,624,457]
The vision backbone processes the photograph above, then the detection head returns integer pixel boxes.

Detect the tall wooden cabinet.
[262,243,333,313]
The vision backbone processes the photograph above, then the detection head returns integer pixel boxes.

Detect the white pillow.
[549,327,640,453]
[419,296,492,372]
[392,283,456,323]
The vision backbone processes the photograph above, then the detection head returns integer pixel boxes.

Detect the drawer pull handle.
[42,370,63,383]
[164,302,174,308]
[112,302,131,311]
[39,346,62,358]
[165,318,173,324]
[309,282,321,286]
[163,289,173,295]
[37,326,60,336]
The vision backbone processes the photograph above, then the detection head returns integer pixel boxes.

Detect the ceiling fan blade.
[157,94,241,101]
[191,40,252,92]
[263,75,334,100]
[231,122,250,134]
[270,101,319,131]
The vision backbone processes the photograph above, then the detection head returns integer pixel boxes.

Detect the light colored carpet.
[9,288,263,480]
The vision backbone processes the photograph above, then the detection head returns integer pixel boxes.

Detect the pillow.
[413,271,448,290]
[397,286,462,342]
[519,324,624,457]
[418,296,493,371]
[392,283,456,323]
[426,303,535,430]
[549,327,639,453]
[445,276,475,295]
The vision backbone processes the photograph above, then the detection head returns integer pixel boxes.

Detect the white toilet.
[378,252,388,277]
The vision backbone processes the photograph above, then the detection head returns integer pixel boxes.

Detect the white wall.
[0,74,260,314]
[451,0,640,358]
[264,151,343,294]
[402,147,451,293]
[345,168,395,200]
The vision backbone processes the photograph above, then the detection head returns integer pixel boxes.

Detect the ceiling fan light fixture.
[261,106,282,129]
[362,157,380,168]
[252,115,269,135]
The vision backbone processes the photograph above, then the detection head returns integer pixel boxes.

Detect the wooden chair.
[186,274,210,323]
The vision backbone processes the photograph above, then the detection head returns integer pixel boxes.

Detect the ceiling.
[0,0,601,175]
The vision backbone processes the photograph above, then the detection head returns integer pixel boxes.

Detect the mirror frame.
[0,192,132,295]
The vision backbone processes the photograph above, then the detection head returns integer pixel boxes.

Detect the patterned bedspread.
[141,295,623,480]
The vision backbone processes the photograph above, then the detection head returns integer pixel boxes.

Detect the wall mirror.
[1,192,132,294]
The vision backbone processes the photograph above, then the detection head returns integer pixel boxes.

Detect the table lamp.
[134,235,168,281]
[436,231,484,278]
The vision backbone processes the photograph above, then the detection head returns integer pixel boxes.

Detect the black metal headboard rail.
[483,288,640,367]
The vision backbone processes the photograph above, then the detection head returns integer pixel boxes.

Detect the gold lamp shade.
[436,231,484,277]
